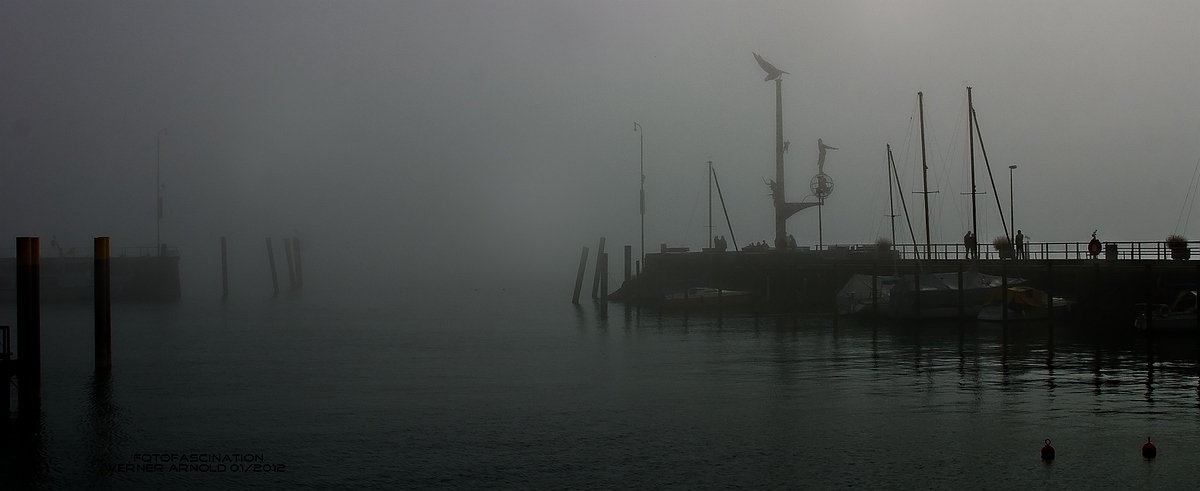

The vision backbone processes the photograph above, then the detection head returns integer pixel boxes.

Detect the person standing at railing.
[1015,230,1025,259]
[963,231,977,259]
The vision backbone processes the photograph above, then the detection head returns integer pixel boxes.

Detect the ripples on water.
[3,283,1200,489]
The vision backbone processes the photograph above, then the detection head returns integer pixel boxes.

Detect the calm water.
[3,282,1200,489]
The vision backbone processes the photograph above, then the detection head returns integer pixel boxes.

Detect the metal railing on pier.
[875,241,1193,261]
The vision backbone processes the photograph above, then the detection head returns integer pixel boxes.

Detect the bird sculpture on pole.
[753,52,788,81]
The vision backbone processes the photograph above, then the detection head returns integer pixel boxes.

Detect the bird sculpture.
[753,52,788,81]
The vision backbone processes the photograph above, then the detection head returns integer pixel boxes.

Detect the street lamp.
[1008,165,1017,238]
[634,122,644,263]
[157,128,169,256]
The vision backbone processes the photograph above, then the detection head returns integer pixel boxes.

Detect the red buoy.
[1041,439,1055,461]
[1142,437,1157,459]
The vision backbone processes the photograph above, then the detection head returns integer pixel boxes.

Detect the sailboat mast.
[887,145,896,245]
[968,86,978,240]
[919,92,931,260]
[708,160,713,249]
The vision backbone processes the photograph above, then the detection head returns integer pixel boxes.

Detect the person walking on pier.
[964,231,977,259]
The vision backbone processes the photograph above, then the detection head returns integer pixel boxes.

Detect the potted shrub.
[1166,234,1190,260]
[993,236,1014,259]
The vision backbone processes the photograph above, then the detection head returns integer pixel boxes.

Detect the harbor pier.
[610,240,1200,320]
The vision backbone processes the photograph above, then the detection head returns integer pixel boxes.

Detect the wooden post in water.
[16,237,41,413]
[914,262,922,316]
[95,237,112,372]
[599,252,609,319]
[591,237,606,299]
[293,237,304,289]
[572,247,589,305]
[220,236,229,299]
[266,238,279,296]
[283,238,297,290]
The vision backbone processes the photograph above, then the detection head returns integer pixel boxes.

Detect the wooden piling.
[572,247,589,305]
[591,237,606,299]
[16,237,41,413]
[266,238,279,296]
[599,252,609,319]
[283,238,297,290]
[293,237,304,289]
[95,237,112,372]
[220,236,228,299]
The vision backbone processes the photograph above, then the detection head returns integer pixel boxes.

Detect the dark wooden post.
[220,236,228,299]
[914,262,922,316]
[95,237,112,372]
[591,237,606,299]
[266,238,279,296]
[572,247,589,305]
[17,237,41,413]
[599,252,609,319]
[283,238,296,290]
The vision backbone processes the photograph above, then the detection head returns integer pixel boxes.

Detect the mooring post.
[591,237,606,299]
[283,238,297,290]
[95,237,112,372]
[572,247,589,305]
[599,252,609,319]
[833,261,840,323]
[635,260,641,314]
[17,237,41,413]
[220,236,229,299]
[266,238,279,296]
[293,237,304,289]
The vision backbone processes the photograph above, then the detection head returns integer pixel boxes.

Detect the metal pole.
[919,92,931,261]
[635,123,644,264]
[969,87,978,242]
[1009,165,1017,237]
[156,128,167,256]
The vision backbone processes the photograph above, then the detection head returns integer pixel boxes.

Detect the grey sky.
[4,1,1200,289]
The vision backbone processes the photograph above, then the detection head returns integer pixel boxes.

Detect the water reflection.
[597,305,1200,413]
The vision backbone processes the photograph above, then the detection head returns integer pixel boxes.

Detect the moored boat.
[661,287,751,309]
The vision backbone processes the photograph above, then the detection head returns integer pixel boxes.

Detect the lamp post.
[157,128,168,256]
[1008,165,1017,237]
[634,122,644,263]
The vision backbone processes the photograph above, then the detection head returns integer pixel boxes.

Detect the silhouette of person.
[1015,230,1025,259]
[963,231,977,259]
[1088,231,1102,259]
[817,138,838,175]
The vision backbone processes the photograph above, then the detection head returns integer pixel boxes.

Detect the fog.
[4,1,1200,293]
